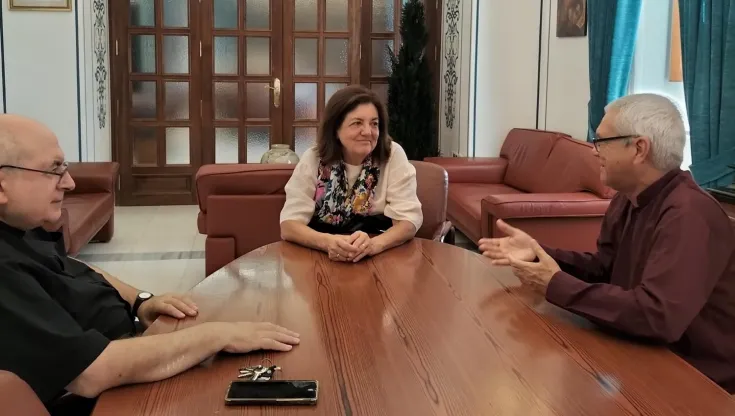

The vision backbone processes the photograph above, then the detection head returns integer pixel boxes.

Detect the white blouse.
[279,141,423,232]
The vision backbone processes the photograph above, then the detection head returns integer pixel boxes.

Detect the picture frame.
[557,0,587,38]
[9,0,72,11]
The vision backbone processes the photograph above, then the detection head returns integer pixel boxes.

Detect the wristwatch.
[132,292,154,317]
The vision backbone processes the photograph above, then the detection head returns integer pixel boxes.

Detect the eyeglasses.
[0,162,69,179]
[591,135,638,151]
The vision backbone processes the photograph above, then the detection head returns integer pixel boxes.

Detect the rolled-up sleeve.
[280,148,319,225]
[383,144,423,232]
[545,208,733,343]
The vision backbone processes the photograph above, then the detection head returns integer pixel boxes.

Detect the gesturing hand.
[137,293,199,327]
[478,219,537,265]
[222,322,301,353]
[507,239,561,294]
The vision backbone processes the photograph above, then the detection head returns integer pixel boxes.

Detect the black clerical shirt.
[0,221,136,405]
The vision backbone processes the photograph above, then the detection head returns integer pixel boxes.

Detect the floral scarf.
[312,156,380,227]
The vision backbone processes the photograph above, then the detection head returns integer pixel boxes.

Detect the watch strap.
[132,293,153,317]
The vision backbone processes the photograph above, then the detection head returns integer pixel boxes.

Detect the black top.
[0,221,136,404]
[308,213,392,235]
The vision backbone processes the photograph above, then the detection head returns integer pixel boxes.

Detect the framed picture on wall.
[557,0,587,37]
[9,0,72,11]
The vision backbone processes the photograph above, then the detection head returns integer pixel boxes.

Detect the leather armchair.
[426,128,615,252]
[195,161,451,276]
[0,371,49,416]
[44,162,119,255]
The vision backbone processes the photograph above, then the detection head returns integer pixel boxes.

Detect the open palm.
[478,220,536,265]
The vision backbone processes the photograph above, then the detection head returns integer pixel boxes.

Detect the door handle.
[264,78,281,108]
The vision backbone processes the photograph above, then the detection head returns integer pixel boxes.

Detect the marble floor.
[77,205,206,295]
[76,205,478,294]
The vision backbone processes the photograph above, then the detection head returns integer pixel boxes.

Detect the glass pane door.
[203,0,284,164]
[283,0,355,158]
[364,0,403,103]
[121,0,202,205]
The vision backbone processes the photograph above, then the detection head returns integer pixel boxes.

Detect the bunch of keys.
[239,364,281,381]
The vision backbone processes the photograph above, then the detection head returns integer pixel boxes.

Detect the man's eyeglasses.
[591,135,638,151]
[0,162,69,178]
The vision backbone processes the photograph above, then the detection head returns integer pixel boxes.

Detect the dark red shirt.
[545,169,735,393]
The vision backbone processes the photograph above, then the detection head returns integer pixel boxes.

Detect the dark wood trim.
[427,0,443,155]
[271,0,285,148]
[350,0,362,85]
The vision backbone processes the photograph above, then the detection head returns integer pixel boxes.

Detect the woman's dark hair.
[317,84,392,165]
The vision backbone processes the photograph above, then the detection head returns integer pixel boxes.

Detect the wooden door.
[113,0,203,205]
[200,0,284,164]
[280,0,358,155]
[111,0,439,205]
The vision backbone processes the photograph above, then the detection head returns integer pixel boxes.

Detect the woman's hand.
[348,231,383,262]
[327,234,360,262]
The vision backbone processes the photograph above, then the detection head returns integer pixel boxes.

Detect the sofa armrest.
[482,193,610,219]
[424,157,507,184]
[67,162,119,195]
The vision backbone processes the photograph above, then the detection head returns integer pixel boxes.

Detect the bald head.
[0,114,57,166]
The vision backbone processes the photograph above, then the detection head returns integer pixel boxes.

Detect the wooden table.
[93,240,735,415]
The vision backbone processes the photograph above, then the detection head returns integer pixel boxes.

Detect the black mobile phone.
[224,380,318,406]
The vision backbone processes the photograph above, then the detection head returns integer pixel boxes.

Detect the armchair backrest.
[195,163,294,259]
[498,128,614,198]
[499,128,561,191]
[411,161,448,240]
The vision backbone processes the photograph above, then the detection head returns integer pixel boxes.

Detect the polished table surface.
[93,239,735,415]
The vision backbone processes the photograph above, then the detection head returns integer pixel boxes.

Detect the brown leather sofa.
[426,128,615,252]
[0,371,49,416]
[195,161,451,275]
[44,162,119,255]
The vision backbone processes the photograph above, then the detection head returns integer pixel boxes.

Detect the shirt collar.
[635,169,682,207]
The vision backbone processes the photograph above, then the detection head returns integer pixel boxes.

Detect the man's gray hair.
[604,93,686,171]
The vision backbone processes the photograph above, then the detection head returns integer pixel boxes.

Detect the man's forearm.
[68,322,227,397]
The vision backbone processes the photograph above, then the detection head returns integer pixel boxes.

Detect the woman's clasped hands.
[326,231,379,263]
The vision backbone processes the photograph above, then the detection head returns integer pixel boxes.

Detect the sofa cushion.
[499,129,560,192]
[448,183,522,241]
[62,193,114,254]
[537,136,616,198]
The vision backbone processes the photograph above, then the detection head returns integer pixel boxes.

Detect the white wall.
[629,0,691,170]
[0,0,110,163]
[472,0,543,157]
[539,0,589,140]
[1,0,80,161]
[469,0,590,157]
